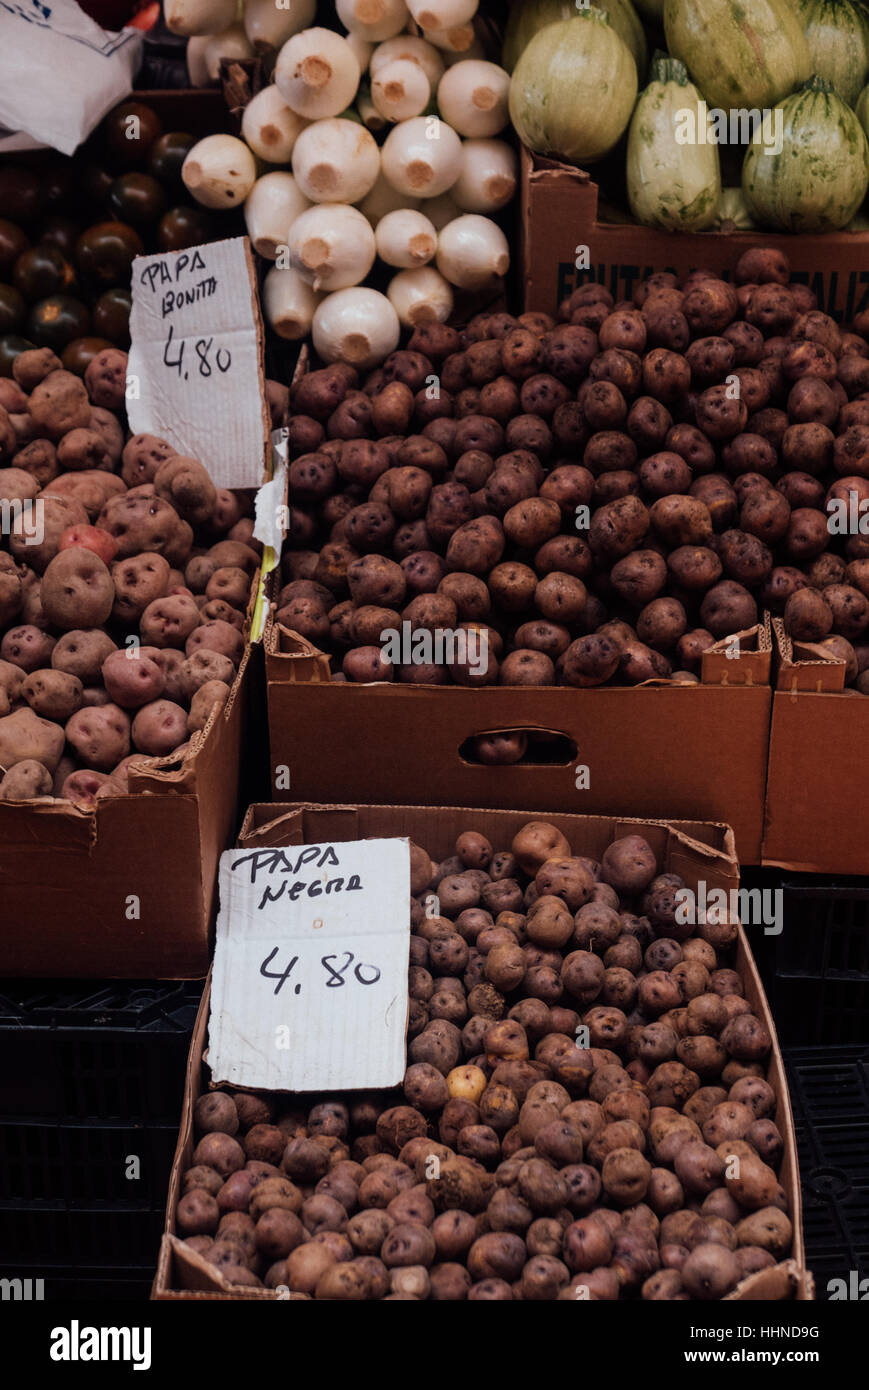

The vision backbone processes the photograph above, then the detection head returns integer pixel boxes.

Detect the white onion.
[371,59,431,120]
[387,266,454,325]
[164,0,236,37]
[375,209,438,267]
[369,34,445,89]
[344,31,374,72]
[182,134,257,210]
[416,190,460,229]
[442,36,486,64]
[291,119,381,204]
[275,28,361,119]
[451,138,517,213]
[357,86,388,132]
[336,0,409,42]
[313,288,400,368]
[357,172,422,225]
[244,0,317,50]
[187,24,254,85]
[288,203,376,291]
[263,266,322,341]
[244,173,311,260]
[436,213,509,289]
[407,0,478,32]
[381,116,462,198]
[436,59,509,137]
[241,85,309,164]
[186,36,211,87]
[425,23,476,53]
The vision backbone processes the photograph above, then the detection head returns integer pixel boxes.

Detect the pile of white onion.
[175,1,514,368]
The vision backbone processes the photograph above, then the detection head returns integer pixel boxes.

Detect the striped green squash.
[742,75,869,230]
[797,1,869,106]
[509,11,639,166]
[858,79,869,135]
[502,0,647,77]
[627,55,721,230]
[663,0,811,109]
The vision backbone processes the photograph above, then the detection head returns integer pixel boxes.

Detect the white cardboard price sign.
[127,236,269,491]
[209,838,411,1092]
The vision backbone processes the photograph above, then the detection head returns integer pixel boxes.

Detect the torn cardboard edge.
[151,804,811,1301]
[771,615,847,695]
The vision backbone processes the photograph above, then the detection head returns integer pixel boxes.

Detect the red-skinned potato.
[0,707,65,772]
[58,524,119,566]
[132,699,189,756]
[101,649,166,709]
[65,704,130,771]
[41,548,114,631]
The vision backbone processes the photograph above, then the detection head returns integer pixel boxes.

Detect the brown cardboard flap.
[528,152,593,188]
[772,616,845,693]
[726,1260,812,1302]
[237,801,737,866]
[269,625,332,681]
[701,615,772,687]
[153,805,809,1301]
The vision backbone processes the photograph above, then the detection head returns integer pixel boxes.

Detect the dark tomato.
[148,131,196,187]
[157,204,216,252]
[107,172,168,225]
[102,101,163,168]
[0,167,43,224]
[75,221,144,288]
[62,336,115,376]
[38,217,82,259]
[0,335,35,377]
[93,286,132,346]
[12,245,76,301]
[40,160,77,209]
[80,163,114,208]
[27,295,91,352]
[0,284,25,334]
[0,219,30,272]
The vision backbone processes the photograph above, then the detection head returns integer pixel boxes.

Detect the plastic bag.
[0,0,142,155]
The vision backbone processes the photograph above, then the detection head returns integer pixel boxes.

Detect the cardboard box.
[763,617,868,873]
[0,648,251,979]
[265,612,772,867]
[152,802,811,1301]
[520,148,869,320]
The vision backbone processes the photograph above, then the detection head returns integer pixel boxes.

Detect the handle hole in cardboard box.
[459,727,577,767]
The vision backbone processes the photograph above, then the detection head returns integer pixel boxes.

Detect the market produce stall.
[0,0,867,1327]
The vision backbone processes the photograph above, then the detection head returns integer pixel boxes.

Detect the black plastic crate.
[0,1121,178,1205]
[771,878,869,1045]
[0,1265,155,1301]
[785,1045,869,1299]
[0,1204,165,1267]
[0,980,203,1122]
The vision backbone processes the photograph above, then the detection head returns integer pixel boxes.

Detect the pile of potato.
[0,348,266,805]
[177,823,792,1301]
[277,245,869,701]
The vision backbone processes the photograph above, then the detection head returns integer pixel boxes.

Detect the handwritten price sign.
[127,237,269,491]
[209,839,411,1092]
